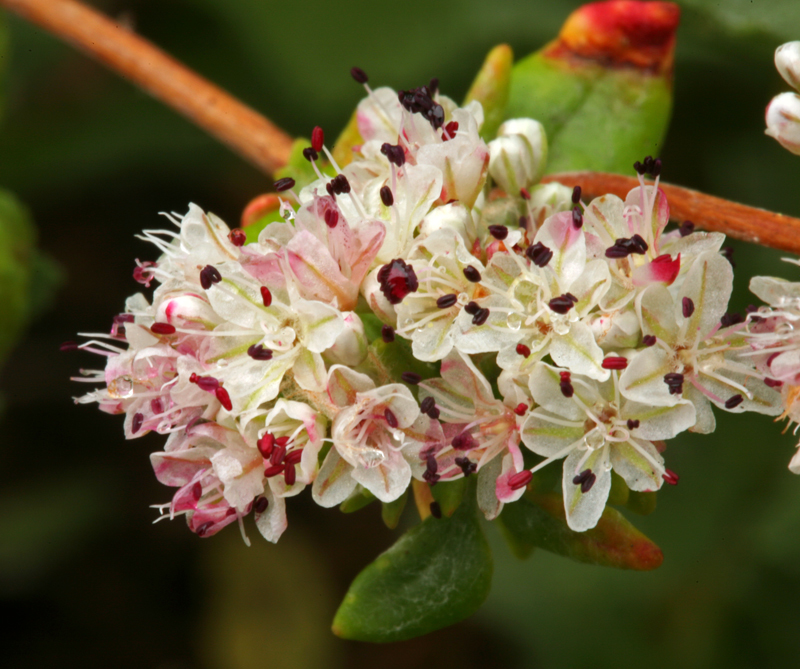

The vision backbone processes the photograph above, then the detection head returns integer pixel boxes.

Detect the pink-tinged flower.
[312,366,442,506]
[766,42,800,155]
[522,362,696,531]
[488,118,548,196]
[256,194,385,311]
[619,251,781,432]
[415,351,523,520]
[454,211,612,380]
[150,421,286,543]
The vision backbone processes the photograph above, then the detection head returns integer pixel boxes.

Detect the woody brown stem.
[0,0,293,174]
[543,172,800,256]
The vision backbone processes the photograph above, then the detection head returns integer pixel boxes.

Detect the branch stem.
[0,0,293,174]
[543,172,800,256]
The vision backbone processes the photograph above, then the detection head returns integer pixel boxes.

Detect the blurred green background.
[1,1,800,667]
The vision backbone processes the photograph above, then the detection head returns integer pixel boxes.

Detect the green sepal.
[430,477,467,518]
[339,486,377,514]
[506,53,672,175]
[607,471,630,507]
[498,491,663,571]
[332,482,493,642]
[381,491,407,530]
[626,490,658,516]
[464,44,513,141]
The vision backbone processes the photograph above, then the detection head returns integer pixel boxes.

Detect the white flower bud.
[324,312,368,366]
[488,118,547,195]
[765,92,800,155]
[526,182,573,228]
[776,41,800,91]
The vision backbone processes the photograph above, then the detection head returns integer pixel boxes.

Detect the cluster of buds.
[766,41,800,154]
[71,71,784,540]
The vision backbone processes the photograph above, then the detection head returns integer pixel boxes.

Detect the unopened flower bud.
[776,41,800,91]
[488,118,547,195]
[324,312,368,366]
[766,92,800,155]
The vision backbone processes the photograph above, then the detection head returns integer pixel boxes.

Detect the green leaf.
[431,477,467,518]
[332,485,493,642]
[498,491,663,571]
[381,492,407,530]
[507,53,672,174]
[464,44,513,141]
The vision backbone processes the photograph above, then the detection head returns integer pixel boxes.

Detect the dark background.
[2,1,800,667]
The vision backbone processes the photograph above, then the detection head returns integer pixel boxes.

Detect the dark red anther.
[720,312,744,328]
[215,387,233,411]
[420,396,436,414]
[151,322,176,335]
[548,294,576,315]
[559,371,574,398]
[311,126,324,152]
[429,501,442,519]
[270,444,287,466]
[229,229,247,247]
[264,464,284,478]
[581,472,597,493]
[385,408,398,428]
[516,343,531,358]
[381,325,395,343]
[472,308,490,326]
[725,394,744,409]
[426,455,438,474]
[626,419,640,430]
[572,469,591,485]
[455,456,477,476]
[195,376,220,392]
[520,188,531,200]
[464,301,480,315]
[508,470,533,491]
[196,522,214,537]
[380,142,405,166]
[605,244,630,259]
[571,185,582,204]
[284,450,303,466]
[326,182,335,197]
[274,177,295,192]
[679,221,695,237]
[428,406,440,419]
[462,265,481,282]
[199,265,222,290]
[663,372,684,395]
[526,242,553,267]
[132,413,144,434]
[189,373,199,384]
[682,297,695,318]
[423,454,440,485]
[401,371,422,385]
[330,174,351,195]
[452,431,477,451]
[765,377,783,388]
[247,344,273,361]
[380,185,394,207]
[350,66,368,84]
[260,286,273,307]
[275,436,290,447]
[519,215,530,228]
[284,464,297,486]
[629,234,648,255]
[514,403,528,416]
[254,496,269,514]
[257,433,275,458]
[191,482,202,501]
[488,225,509,240]
[662,469,679,485]
[377,259,419,304]
[642,334,657,347]
[442,120,459,140]
[151,398,163,415]
[602,356,628,370]
[303,147,319,162]
[436,293,458,309]
[572,206,583,229]
[60,341,78,351]
[324,208,339,228]
[226,508,237,517]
